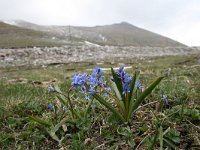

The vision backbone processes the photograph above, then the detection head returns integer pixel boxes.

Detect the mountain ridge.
[0,20,186,48]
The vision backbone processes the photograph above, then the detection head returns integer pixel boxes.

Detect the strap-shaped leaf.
[111,82,126,112]
[93,93,125,122]
[54,85,68,105]
[127,71,139,119]
[111,82,122,101]
[47,130,60,143]
[128,71,140,105]
[159,126,163,150]
[56,95,68,106]
[50,118,75,136]
[29,116,52,128]
[130,77,164,116]
[111,67,125,101]
[163,138,176,149]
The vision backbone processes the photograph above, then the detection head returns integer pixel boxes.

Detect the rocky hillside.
[0,22,67,48]
[2,20,186,47]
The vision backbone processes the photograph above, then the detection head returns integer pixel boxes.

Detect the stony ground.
[0,45,199,66]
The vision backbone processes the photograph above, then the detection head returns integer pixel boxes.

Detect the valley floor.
[0,46,199,66]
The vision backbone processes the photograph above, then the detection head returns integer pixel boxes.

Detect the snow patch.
[87,66,132,71]
[2,20,18,26]
[99,34,107,41]
[84,41,101,47]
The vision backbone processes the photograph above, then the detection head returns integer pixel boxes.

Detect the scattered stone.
[0,46,199,66]
[84,138,92,145]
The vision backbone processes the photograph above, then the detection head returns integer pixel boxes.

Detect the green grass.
[0,22,65,48]
[0,54,200,149]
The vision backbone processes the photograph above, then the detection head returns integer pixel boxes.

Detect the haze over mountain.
[0,20,186,48]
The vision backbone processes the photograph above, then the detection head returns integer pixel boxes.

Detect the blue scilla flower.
[89,74,99,88]
[115,64,132,83]
[71,73,87,89]
[136,80,143,89]
[48,103,54,112]
[85,94,91,102]
[115,65,133,95]
[48,86,56,93]
[123,73,132,84]
[92,66,103,77]
[161,95,169,105]
[88,88,96,95]
[123,83,131,95]
[116,64,125,79]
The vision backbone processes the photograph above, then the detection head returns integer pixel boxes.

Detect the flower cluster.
[71,73,87,92]
[115,64,143,95]
[71,67,110,101]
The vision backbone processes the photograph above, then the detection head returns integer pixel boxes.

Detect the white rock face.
[0,46,199,66]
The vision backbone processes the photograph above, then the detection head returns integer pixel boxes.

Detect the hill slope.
[0,22,66,48]
[72,22,185,47]
[1,20,186,47]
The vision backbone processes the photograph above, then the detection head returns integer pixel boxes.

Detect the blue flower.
[88,74,99,88]
[88,88,96,95]
[161,95,169,105]
[115,64,125,80]
[70,66,110,101]
[48,103,54,112]
[48,86,56,93]
[115,65,133,95]
[123,83,131,94]
[136,80,143,89]
[92,66,103,77]
[85,94,91,102]
[81,86,86,93]
[71,73,87,89]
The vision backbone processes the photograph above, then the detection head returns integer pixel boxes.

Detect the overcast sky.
[0,0,200,46]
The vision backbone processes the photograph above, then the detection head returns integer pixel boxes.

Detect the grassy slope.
[11,20,186,47]
[74,22,185,47]
[0,54,199,149]
[0,22,65,48]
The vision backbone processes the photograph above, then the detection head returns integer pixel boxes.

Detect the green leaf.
[107,113,121,123]
[117,127,131,136]
[111,82,125,112]
[159,126,163,150]
[127,71,140,119]
[92,93,125,122]
[163,127,170,136]
[165,128,180,143]
[130,77,164,115]
[54,85,68,106]
[54,85,62,93]
[56,95,68,106]
[48,118,76,145]
[128,139,136,148]
[111,82,122,101]
[47,130,60,143]
[111,67,125,101]
[163,138,177,149]
[148,125,159,150]
[128,70,140,103]
[29,116,52,128]
[50,118,75,136]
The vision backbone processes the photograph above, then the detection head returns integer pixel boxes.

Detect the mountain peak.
[119,21,132,25]
[112,21,133,27]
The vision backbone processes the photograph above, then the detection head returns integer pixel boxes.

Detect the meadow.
[0,54,200,149]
